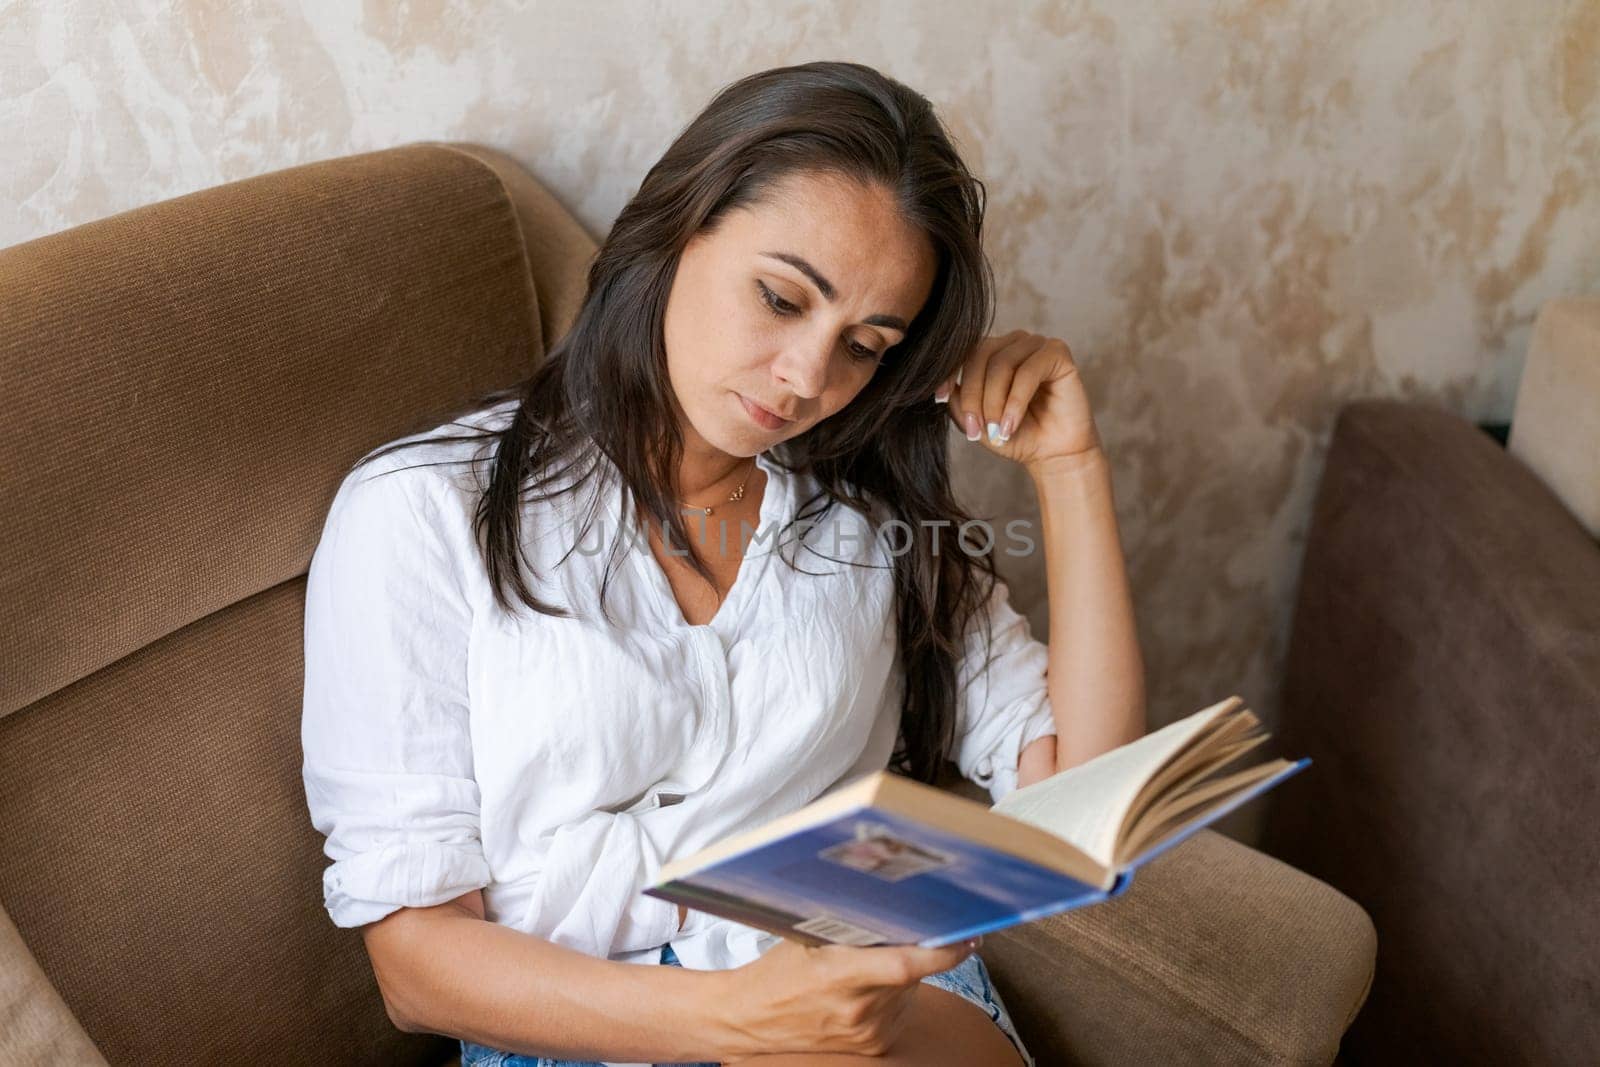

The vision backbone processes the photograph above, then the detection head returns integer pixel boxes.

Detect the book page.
[1117,758,1304,869]
[1120,725,1267,837]
[1119,759,1286,862]
[989,696,1241,867]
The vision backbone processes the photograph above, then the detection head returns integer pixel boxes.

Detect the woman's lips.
[739,393,792,431]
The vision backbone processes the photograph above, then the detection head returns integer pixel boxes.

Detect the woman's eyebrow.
[758,250,908,331]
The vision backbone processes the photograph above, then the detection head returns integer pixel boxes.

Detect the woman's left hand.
[935,329,1102,475]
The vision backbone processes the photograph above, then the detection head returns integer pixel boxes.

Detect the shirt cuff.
[978,701,1059,805]
[322,840,491,928]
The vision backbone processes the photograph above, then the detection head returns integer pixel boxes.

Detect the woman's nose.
[771,340,831,398]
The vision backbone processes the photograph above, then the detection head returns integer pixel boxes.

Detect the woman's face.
[662,170,938,458]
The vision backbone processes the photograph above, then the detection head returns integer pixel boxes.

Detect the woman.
[301,60,1145,1066]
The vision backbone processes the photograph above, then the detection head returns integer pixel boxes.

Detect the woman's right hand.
[715,934,982,1061]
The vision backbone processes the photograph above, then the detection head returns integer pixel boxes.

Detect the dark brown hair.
[356,60,1006,788]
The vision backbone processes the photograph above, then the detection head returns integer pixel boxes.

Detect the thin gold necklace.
[680,457,757,516]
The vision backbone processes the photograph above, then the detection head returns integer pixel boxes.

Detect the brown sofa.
[1260,380,1600,1062]
[0,142,1375,1066]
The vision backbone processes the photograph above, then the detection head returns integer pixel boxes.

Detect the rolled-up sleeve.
[953,575,1058,804]
[300,460,491,928]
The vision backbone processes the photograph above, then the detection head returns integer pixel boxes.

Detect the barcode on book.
[792,914,884,946]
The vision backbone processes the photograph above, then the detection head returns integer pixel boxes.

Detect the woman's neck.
[674,435,757,503]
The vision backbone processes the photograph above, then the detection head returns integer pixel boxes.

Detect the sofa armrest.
[0,901,110,1066]
[983,829,1373,1066]
[930,765,1375,1065]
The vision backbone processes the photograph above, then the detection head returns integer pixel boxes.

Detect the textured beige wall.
[4,2,1597,842]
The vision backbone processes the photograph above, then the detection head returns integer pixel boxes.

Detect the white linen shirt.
[300,399,1058,981]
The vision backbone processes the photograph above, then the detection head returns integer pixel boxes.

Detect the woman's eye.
[758,280,880,364]
[757,280,799,317]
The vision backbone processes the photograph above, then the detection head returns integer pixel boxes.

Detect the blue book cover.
[643,696,1310,948]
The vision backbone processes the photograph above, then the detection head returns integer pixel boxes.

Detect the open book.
[642,695,1310,948]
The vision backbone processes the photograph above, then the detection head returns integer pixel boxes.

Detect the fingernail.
[986,421,1002,444]
[999,414,1016,440]
[965,413,981,441]
[934,384,950,404]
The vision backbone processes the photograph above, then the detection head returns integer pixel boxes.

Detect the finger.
[894,938,982,983]
[955,331,1021,442]
[979,334,1039,444]
[993,346,1057,443]
[943,382,968,435]
[945,380,976,439]
[931,363,963,418]
[847,941,968,987]
[941,367,970,433]
[951,364,982,442]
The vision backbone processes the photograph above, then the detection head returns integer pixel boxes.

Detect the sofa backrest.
[1261,398,1600,1063]
[0,142,595,1066]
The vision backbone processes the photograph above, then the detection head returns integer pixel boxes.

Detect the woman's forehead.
[726,177,936,310]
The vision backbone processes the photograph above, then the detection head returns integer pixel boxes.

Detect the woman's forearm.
[1028,448,1147,771]
[382,909,737,1062]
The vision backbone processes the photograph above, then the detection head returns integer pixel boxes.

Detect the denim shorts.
[458,940,1034,1067]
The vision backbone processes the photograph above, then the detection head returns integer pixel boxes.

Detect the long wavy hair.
[354,60,1008,788]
